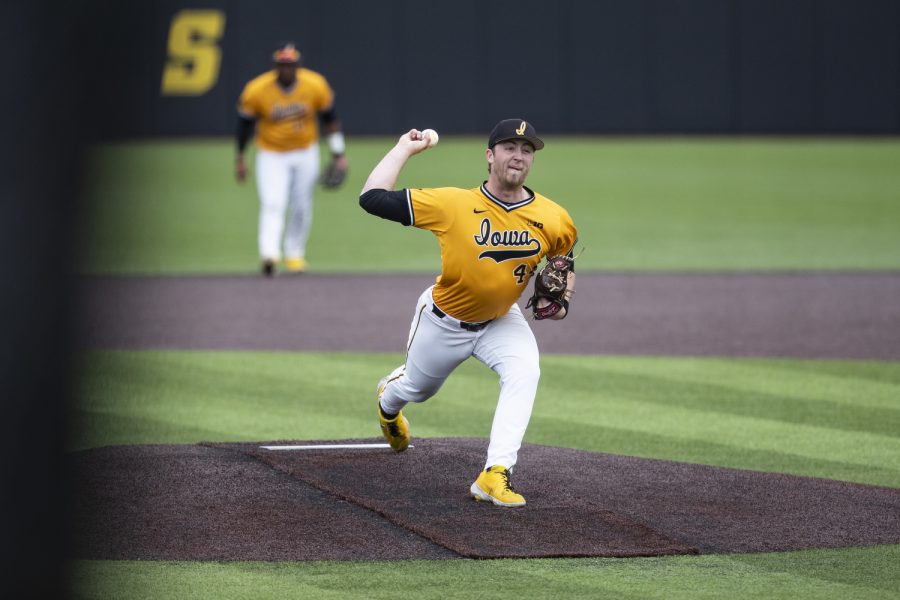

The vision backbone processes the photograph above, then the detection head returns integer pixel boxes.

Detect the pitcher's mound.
[69,438,900,561]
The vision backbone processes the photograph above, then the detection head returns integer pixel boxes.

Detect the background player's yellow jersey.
[237,68,334,152]
[409,183,578,323]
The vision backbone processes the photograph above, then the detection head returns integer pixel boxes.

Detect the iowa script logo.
[473,218,541,262]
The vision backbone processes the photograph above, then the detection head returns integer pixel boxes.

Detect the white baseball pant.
[255,145,320,261]
[378,286,541,470]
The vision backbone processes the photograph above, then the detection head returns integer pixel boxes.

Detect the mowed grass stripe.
[592,357,900,409]
[71,351,389,448]
[69,544,900,600]
[525,419,900,488]
[71,351,900,488]
[535,396,899,480]
[547,358,900,435]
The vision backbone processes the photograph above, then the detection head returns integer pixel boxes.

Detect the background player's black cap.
[488,119,544,151]
[273,43,301,63]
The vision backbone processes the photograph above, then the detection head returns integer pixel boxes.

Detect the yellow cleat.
[377,377,410,452]
[284,257,308,273]
[470,465,526,507]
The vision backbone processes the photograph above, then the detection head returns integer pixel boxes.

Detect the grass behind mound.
[71,350,900,486]
[79,137,900,274]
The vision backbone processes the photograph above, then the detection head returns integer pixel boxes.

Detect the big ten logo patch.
[161,9,226,96]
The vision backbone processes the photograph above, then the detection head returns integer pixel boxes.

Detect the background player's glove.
[319,159,348,189]
[525,255,572,320]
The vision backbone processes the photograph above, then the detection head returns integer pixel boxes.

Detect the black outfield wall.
[86,0,899,138]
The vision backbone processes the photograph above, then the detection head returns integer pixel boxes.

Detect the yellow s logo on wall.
[161,10,226,96]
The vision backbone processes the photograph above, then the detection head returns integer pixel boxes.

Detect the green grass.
[69,545,900,600]
[69,351,900,488]
[68,351,900,598]
[79,137,900,273]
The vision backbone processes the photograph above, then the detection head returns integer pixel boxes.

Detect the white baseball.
[421,128,439,147]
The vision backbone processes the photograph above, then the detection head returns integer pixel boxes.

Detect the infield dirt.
[79,272,900,358]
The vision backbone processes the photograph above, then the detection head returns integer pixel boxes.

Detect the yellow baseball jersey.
[409,183,578,323]
[237,68,334,152]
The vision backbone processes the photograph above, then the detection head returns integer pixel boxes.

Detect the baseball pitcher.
[359,119,578,507]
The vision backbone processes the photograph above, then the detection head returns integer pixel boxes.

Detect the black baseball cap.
[488,119,544,151]
[273,43,301,64]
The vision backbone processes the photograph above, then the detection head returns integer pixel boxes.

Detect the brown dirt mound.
[67,444,455,561]
[69,439,900,561]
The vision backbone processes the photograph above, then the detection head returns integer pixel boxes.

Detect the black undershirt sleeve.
[359,189,411,225]
[236,116,255,153]
[320,105,339,126]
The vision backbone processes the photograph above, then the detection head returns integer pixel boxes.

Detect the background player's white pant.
[379,286,541,470]
[255,146,320,261]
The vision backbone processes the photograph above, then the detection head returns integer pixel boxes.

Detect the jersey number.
[161,9,226,96]
[513,264,529,284]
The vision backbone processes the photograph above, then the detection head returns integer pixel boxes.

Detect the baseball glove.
[319,160,348,189]
[525,255,572,320]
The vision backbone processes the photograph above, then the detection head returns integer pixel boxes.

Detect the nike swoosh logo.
[478,248,541,262]
[473,209,489,214]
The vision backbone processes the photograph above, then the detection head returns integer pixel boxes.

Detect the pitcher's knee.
[503,365,540,391]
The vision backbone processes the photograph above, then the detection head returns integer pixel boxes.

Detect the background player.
[359,119,578,507]
[236,43,348,276]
